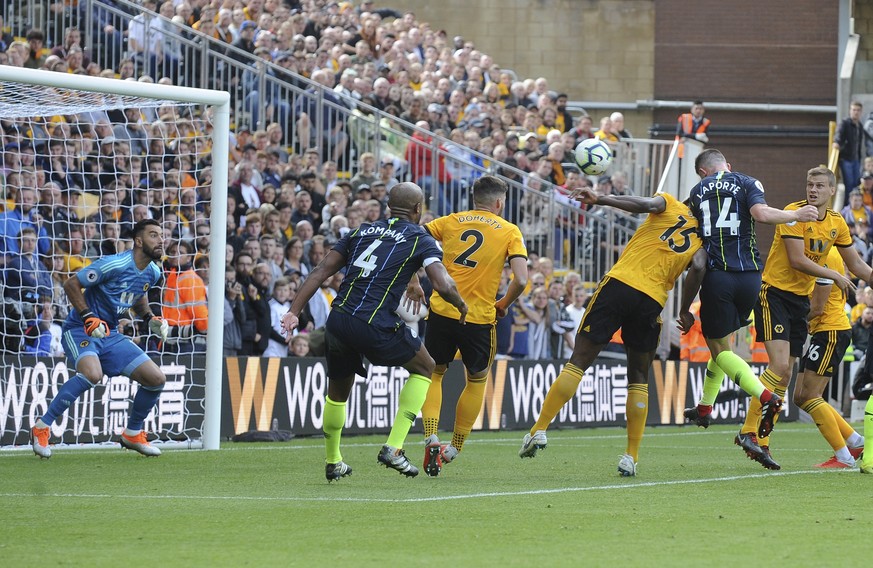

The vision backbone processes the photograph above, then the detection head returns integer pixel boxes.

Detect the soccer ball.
[574,138,613,175]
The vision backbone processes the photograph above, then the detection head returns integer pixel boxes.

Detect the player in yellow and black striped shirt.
[795,248,865,468]
[741,166,873,469]
[519,188,705,477]
[418,175,529,476]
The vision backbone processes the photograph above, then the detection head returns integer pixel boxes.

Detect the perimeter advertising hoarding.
[223,357,799,437]
[0,356,205,446]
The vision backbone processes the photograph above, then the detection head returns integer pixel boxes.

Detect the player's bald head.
[387,182,424,213]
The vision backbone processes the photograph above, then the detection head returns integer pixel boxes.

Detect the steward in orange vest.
[676,101,711,158]
[680,301,709,362]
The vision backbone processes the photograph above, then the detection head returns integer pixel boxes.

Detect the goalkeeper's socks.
[128,384,164,431]
[41,374,94,426]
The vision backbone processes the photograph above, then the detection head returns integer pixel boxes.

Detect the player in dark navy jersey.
[281,182,468,481]
[679,149,818,458]
[31,219,173,459]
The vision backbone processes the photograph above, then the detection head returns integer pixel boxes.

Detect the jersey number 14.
[702,197,741,236]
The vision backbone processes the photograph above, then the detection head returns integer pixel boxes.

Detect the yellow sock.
[741,369,780,435]
[421,367,446,438]
[451,375,488,452]
[532,363,584,433]
[801,398,846,452]
[758,383,786,447]
[625,384,648,462]
[827,404,856,440]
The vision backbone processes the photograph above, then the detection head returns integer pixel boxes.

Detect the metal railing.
[2,0,674,290]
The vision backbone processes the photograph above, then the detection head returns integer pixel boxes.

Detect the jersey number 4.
[352,241,382,277]
[701,197,740,236]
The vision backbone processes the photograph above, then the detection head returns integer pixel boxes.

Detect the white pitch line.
[0,425,826,456]
[0,469,847,504]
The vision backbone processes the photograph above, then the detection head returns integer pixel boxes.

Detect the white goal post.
[0,66,229,451]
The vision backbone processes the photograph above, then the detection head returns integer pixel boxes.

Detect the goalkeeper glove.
[81,310,110,338]
[144,313,169,342]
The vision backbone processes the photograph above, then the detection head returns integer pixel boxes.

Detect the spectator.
[858,172,873,208]
[405,121,454,215]
[853,218,873,262]
[264,276,294,357]
[350,152,379,191]
[611,112,633,138]
[0,186,51,265]
[290,334,311,357]
[294,69,349,163]
[223,263,246,356]
[3,227,53,351]
[283,236,309,278]
[852,306,873,361]
[161,240,209,353]
[833,101,868,192]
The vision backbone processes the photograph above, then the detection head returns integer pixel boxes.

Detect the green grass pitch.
[3,424,869,567]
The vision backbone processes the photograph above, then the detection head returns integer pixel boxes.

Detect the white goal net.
[0,66,229,451]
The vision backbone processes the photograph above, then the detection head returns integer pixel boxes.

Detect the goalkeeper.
[31,219,171,459]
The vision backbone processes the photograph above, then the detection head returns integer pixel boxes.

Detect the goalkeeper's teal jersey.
[63,250,161,331]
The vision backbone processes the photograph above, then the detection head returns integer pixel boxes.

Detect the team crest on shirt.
[830,229,837,238]
[143,283,150,291]
[80,340,90,347]
[774,325,784,333]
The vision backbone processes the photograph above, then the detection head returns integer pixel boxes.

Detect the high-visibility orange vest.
[676,113,711,158]
[748,325,768,363]
[162,267,209,332]
[680,301,710,362]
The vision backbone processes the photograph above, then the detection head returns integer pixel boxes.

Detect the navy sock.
[127,384,163,431]
[42,374,94,426]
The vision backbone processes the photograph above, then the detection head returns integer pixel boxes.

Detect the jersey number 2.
[454,229,484,267]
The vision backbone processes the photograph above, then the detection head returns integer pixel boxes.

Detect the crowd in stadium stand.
[0,0,664,360]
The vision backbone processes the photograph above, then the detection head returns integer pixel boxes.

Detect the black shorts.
[754,283,809,357]
[800,329,851,378]
[324,310,421,378]
[699,270,761,339]
[578,277,662,351]
[425,311,496,373]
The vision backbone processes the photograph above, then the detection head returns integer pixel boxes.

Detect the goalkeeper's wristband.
[81,309,96,320]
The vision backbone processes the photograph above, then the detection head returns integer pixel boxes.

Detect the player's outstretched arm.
[677,249,707,334]
[281,250,345,335]
[750,203,818,225]
[785,238,854,293]
[808,281,831,321]
[496,256,529,318]
[574,187,667,214]
[837,245,873,286]
[425,261,468,324]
